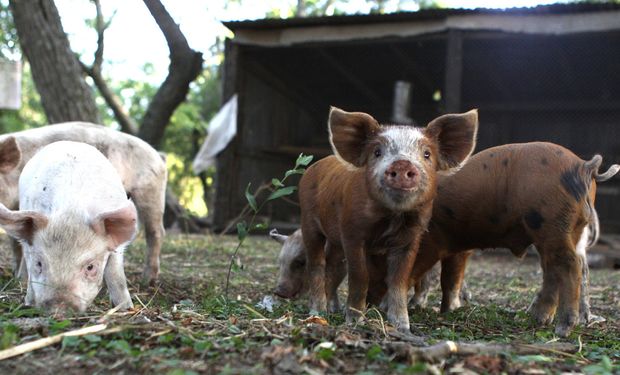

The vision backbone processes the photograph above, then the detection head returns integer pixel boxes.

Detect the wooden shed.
[214,3,620,232]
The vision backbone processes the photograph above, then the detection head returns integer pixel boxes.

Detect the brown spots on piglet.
[560,165,587,202]
[524,209,544,230]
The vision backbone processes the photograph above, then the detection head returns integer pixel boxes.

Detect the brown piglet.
[299,107,478,331]
[408,142,619,336]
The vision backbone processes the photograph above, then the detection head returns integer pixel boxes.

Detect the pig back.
[432,142,588,249]
[18,141,128,214]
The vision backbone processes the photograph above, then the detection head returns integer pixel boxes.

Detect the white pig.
[0,141,137,312]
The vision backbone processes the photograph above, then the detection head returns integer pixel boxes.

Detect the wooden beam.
[464,99,620,112]
[214,39,241,231]
[443,29,464,113]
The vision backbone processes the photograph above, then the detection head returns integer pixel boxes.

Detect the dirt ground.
[0,232,618,374]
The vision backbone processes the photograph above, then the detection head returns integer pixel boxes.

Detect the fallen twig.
[0,323,108,361]
[389,340,579,364]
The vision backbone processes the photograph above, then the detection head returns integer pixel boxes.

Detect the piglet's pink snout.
[384,160,419,190]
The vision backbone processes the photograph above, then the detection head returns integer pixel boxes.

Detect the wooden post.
[214,39,241,232]
[444,30,464,113]
[392,80,413,124]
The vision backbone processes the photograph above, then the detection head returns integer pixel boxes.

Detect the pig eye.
[35,261,42,274]
[84,263,97,277]
[374,147,382,158]
[293,259,306,269]
[424,150,431,159]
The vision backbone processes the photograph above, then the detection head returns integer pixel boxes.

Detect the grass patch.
[0,234,618,373]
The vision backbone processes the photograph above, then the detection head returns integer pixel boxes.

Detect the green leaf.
[284,168,305,178]
[244,183,258,213]
[61,336,80,350]
[237,222,248,241]
[253,222,267,230]
[267,186,297,201]
[296,153,314,167]
[366,344,384,361]
[271,178,284,188]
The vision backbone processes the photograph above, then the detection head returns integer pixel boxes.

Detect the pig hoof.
[141,270,159,286]
[554,312,577,337]
[327,302,341,314]
[345,308,364,324]
[530,311,554,326]
[114,300,134,311]
[410,296,428,309]
[527,299,555,325]
[309,299,327,314]
[395,322,411,333]
[554,323,573,338]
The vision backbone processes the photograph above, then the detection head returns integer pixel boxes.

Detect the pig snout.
[274,283,298,299]
[40,297,82,315]
[384,160,419,190]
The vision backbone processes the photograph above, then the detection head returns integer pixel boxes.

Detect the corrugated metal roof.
[223,3,620,31]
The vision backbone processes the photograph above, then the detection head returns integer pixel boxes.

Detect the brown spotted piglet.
[298,107,478,332]
[408,142,619,336]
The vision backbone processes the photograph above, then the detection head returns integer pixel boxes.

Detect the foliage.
[225,153,314,299]
[0,63,47,133]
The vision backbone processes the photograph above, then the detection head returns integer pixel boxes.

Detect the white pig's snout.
[40,297,83,314]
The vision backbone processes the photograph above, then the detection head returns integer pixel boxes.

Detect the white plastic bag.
[192,94,238,173]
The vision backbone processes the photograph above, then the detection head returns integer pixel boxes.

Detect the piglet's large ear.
[91,201,138,249]
[0,203,48,245]
[328,107,381,168]
[0,137,21,173]
[425,109,478,172]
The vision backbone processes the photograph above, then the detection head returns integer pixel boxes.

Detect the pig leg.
[134,193,165,285]
[527,246,559,326]
[104,252,134,310]
[553,246,581,337]
[575,226,604,324]
[344,240,368,323]
[385,244,419,332]
[407,245,443,309]
[410,264,438,308]
[325,242,345,313]
[530,238,581,337]
[304,227,327,314]
[440,251,472,312]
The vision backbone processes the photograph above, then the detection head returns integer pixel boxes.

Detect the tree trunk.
[137,0,203,149]
[9,0,100,124]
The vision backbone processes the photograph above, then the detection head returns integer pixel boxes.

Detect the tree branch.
[137,0,204,148]
[79,0,139,135]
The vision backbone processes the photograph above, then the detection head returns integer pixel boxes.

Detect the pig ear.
[328,106,381,168]
[0,203,48,245]
[425,109,478,172]
[0,137,21,173]
[269,228,288,244]
[91,201,138,249]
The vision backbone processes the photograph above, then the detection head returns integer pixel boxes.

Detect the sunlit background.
[47,0,566,216]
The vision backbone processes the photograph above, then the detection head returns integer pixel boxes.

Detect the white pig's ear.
[424,109,478,173]
[269,228,288,244]
[91,201,138,249]
[0,203,48,245]
[328,106,381,168]
[0,137,21,173]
